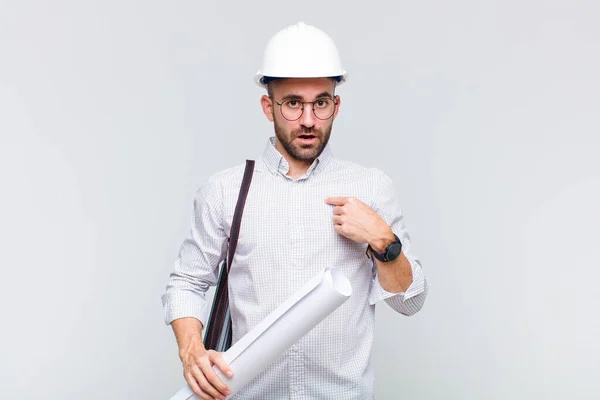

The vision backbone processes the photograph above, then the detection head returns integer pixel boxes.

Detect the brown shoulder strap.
[226,159,255,271]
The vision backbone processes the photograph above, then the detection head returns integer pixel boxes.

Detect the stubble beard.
[273,120,333,163]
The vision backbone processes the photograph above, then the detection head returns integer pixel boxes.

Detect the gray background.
[1,0,599,399]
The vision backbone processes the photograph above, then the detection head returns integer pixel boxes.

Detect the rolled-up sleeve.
[161,176,228,327]
[367,169,429,316]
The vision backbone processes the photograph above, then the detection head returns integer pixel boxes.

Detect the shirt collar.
[261,136,333,180]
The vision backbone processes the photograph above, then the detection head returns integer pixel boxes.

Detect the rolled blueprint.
[169,267,352,400]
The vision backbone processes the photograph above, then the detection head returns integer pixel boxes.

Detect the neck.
[286,159,311,179]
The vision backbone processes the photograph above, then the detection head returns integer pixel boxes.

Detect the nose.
[299,103,316,128]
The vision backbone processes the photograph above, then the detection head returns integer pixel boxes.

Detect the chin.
[298,151,319,162]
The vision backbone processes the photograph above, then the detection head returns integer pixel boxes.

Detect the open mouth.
[297,134,317,142]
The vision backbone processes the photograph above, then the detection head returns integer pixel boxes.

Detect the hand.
[325,196,394,251]
[180,337,234,400]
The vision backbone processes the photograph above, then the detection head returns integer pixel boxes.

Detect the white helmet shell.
[255,22,348,88]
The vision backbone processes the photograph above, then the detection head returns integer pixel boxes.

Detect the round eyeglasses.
[273,97,338,121]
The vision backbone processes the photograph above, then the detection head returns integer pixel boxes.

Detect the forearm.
[364,169,428,315]
[374,252,413,293]
[172,317,205,358]
[369,250,428,316]
[368,227,413,293]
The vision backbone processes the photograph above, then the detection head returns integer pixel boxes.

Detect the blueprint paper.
[169,267,352,399]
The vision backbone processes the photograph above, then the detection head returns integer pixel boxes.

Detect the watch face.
[387,243,402,261]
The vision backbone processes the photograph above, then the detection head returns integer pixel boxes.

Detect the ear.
[261,95,275,122]
[332,95,341,120]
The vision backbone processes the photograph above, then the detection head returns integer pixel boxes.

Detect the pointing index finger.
[325,196,347,206]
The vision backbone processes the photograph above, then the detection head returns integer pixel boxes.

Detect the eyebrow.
[280,91,334,101]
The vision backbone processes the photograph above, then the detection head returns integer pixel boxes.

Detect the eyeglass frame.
[271,96,339,121]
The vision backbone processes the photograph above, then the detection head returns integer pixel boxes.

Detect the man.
[162,21,428,400]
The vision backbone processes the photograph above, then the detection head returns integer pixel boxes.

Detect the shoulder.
[208,163,248,185]
[195,163,248,201]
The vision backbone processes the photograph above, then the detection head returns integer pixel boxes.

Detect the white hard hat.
[255,21,348,88]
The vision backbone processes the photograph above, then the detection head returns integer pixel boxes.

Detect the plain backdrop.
[1,1,599,399]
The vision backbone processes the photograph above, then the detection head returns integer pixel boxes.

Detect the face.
[261,78,341,165]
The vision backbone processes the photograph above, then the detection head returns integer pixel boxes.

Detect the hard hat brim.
[255,72,348,88]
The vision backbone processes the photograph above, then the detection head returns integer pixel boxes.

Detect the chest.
[222,170,375,306]
[223,174,374,241]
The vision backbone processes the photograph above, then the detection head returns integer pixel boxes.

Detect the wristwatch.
[368,234,402,262]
